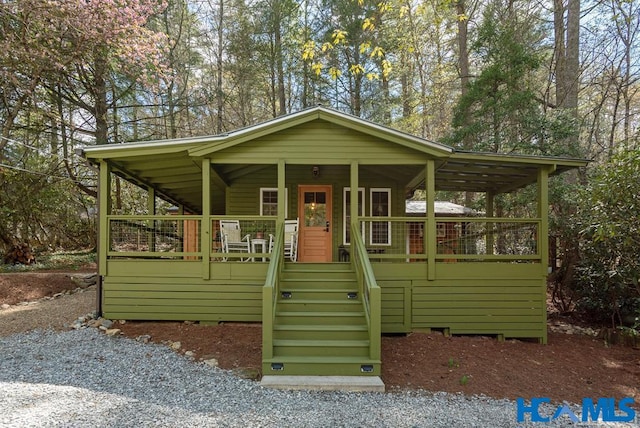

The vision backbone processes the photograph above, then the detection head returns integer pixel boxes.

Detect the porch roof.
[82,106,588,213]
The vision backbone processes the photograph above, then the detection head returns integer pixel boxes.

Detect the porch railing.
[106,215,541,263]
[106,215,277,261]
[434,217,540,261]
[108,215,202,259]
[355,216,541,263]
[209,216,277,262]
[351,223,381,362]
[262,222,284,361]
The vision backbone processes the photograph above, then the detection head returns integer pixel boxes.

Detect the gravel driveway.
[0,328,600,428]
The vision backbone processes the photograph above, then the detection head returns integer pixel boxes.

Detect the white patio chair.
[219,220,251,261]
[269,218,298,262]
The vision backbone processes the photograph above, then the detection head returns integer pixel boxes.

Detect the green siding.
[374,262,546,340]
[213,120,427,165]
[102,259,546,342]
[379,280,411,332]
[102,260,266,322]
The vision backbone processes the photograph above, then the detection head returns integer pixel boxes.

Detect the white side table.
[251,238,267,262]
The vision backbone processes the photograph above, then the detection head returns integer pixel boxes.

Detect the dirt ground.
[1,270,639,405]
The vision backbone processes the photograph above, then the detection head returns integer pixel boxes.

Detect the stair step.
[283,263,352,271]
[275,311,366,325]
[283,263,354,281]
[276,300,362,311]
[280,278,358,289]
[280,289,359,300]
[262,356,381,376]
[273,322,369,340]
[265,356,380,364]
[274,324,368,332]
[274,339,370,347]
[273,339,371,357]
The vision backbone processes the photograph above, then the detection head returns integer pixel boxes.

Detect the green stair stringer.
[263,263,381,376]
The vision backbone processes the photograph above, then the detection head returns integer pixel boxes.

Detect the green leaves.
[573,149,640,324]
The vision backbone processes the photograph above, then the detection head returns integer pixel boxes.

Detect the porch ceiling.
[430,155,585,193]
[100,154,585,215]
[105,152,205,213]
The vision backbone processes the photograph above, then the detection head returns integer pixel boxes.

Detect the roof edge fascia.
[82,137,221,160]
[450,151,589,168]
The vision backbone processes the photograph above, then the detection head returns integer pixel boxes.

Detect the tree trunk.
[216,0,225,134]
[400,51,412,118]
[165,79,178,139]
[352,50,362,117]
[456,0,474,213]
[53,86,97,198]
[301,0,311,108]
[456,1,470,146]
[565,0,580,110]
[382,74,391,123]
[93,53,109,145]
[274,0,286,116]
[269,35,277,117]
[0,76,40,160]
[554,0,580,111]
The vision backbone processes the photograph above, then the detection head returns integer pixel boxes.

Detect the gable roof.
[186,106,453,158]
[82,106,588,213]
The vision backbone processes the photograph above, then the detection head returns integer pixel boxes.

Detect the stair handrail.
[350,222,381,361]
[262,221,284,361]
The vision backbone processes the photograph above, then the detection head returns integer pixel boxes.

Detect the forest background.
[0,0,639,327]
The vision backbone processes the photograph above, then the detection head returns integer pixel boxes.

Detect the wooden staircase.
[262,263,381,376]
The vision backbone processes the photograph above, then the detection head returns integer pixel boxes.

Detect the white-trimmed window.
[260,188,287,216]
[343,187,365,245]
[370,188,391,245]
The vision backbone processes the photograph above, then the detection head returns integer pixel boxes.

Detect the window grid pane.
[262,190,278,216]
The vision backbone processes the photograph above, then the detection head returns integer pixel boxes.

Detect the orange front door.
[297,185,332,262]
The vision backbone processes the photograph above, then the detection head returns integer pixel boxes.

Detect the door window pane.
[304,192,327,227]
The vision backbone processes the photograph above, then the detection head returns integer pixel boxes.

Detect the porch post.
[350,161,359,239]
[201,158,212,279]
[485,191,495,255]
[147,187,156,252]
[537,166,552,344]
[277,160,285,223]
[537,167,551,276]
[426,160,436,280]
[98,161,111,277]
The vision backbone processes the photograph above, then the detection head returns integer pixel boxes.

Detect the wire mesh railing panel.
[108,216,201,258]
[356,218,426,261]
[356,217,540,262]
[211,217,278,262]
[441,220,539,257]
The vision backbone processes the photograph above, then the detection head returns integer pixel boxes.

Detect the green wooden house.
[83,106,586,379]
